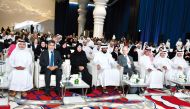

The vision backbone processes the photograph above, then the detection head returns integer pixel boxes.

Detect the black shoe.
[55,90,60,96]
[45,90,50,96]
[103,89,108,94]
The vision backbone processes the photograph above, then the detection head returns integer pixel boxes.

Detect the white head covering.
[100,43,108,49]
[9,41,33,68]
[155,48,168,58]
[172,49,188,71]
[175,49,184,58]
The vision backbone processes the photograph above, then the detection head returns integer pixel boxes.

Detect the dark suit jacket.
[39,50,63,72]
[118,54,137,75]
[118,55,135,68]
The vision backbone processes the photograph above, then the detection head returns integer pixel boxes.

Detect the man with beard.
[93,44,121,93]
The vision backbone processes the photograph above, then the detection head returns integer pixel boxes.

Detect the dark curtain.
[85,6,94,31]
[54,0,69,36]
[128,0,140,41]
[138,0,190,47]
[104,0,131,40]
[55,2,94,36]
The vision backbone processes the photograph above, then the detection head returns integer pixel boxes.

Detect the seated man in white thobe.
[172,50,189,80]
[92,40,101,53]
[8,40,33,97]
[83,40,93,61]
[108,41,115,53]
[139,47,164,89]
[153,49,174,86]
[86,37,94,48]
[185,39,190,52]
[93,44,121,93]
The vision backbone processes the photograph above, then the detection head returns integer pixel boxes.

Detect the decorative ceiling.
[0,0,55,27]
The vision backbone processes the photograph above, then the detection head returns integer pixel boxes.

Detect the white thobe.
[2,35,8,40]
[176,41,183,50]
[166,41,170,49]
[108,46,114,53]
[8,47,33,91]
[92,45,100,53]
[93,52,120,87]
[87,40,94,48]
[78,39,83,44]
[139,55,164,88]
[153,56,174,85]
[83,46,93,60]
[136,48,143,59]
[7,35,15,42]
[185,41,190,52]
[172,56,189,80]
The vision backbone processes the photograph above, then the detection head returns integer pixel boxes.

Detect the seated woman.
[59,41,71,61]
[39,40,47,53]
[111,46,121,61]
[32,40,47,61]
[70,43,92,86]
[128,45,138,62]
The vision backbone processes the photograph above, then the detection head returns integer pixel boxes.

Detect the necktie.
[50,51,54,66]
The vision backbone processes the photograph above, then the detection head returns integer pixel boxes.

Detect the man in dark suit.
[118,46,138,78]
[40,40,63,96]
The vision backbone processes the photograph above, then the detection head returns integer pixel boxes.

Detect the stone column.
[93,0,109,38]
[78,0,89,37]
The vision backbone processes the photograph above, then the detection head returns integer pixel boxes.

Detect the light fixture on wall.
[107,0,119,7]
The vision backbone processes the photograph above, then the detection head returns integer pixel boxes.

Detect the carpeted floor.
[22,87,190,109]
[23,87,134,109]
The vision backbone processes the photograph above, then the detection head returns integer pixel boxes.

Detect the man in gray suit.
[118,46,138,78]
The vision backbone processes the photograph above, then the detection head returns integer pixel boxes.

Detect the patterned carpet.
[21,87,190,109]
[22,87,135,109]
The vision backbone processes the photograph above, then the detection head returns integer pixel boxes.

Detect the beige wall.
[0,0,55,33]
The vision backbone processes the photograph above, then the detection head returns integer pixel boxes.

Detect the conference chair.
[34,59,71,89]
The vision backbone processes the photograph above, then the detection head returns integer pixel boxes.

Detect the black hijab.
[128,45,138,61]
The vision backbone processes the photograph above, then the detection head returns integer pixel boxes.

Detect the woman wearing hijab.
[39,40,47,52]
[8,40,33,97]
[128,46,138,62]
[59,41,71,61]
[70,43,92,86]
[32,40,47,61]
[111,46,121,61]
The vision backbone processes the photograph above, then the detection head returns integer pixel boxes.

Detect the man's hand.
[163,66,167,70]
[47,66,53,71]
[48,66,58,71]
[79,66,84,71]
[15,66,25,70]
[178,66,183,70]
[117,65,121,70]
[97,64,101,70]
[147,68,152,72]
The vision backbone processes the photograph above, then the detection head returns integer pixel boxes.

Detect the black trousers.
[44,68,62,92]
